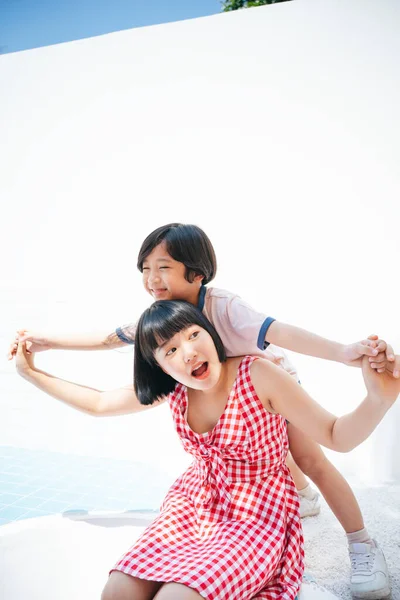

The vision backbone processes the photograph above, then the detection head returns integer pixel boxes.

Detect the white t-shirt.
[115,286,298,379]
[200,287,298,379]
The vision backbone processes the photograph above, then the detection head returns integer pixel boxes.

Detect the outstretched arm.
[265,321,399,375]
[15,342,164,417]
[251,356,400,452]
[7,325,136,359]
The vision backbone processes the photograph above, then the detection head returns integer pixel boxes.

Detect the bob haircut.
[134,300,226,405]
[137,223,217,285]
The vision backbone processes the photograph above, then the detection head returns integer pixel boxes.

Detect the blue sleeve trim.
[116,327,135,345]
[197,285,207,312]
[257,317,276,350]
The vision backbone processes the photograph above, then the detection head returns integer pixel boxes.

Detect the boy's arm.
[222,295,396,373]
[15,342,161,417]
[265,321,397,371]
[7,325,135,359]
[251,357,399,452]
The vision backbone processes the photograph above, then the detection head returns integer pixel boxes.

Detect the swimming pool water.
[0,446,169,525]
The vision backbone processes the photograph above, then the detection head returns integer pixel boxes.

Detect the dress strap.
[237,355,258,382]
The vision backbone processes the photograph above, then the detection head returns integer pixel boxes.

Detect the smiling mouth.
[192,362,209,379]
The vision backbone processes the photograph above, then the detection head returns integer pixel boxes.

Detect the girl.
[9,223,398,599]
[15,300,399,600]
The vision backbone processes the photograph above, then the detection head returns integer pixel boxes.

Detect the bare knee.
[295,452,328,480]
[154,583,203,600]
[101,572,130,600]
[101,571,161,600]
[287,425,329,481]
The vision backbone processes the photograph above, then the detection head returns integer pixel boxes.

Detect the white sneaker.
[349,540,390,599]
[298,574,340,599]
[299,493,321,518]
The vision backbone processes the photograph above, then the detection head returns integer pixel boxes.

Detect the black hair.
[134,300,226,405]
[137,223,217,285]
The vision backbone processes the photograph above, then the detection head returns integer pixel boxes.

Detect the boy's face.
[142,242,203,304]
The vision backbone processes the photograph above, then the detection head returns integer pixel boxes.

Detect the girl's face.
[154,325,221,390]
[142,242,203,305]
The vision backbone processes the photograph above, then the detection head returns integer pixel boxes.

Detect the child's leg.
[286,451,308,490]
[101,571,162,600]
[286,451,320,518]
[154,583,203,599]
[288,423,390,599]
[287,423,364,532]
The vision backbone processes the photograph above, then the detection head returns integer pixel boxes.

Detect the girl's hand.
[7,330,52,360]
[362,355,400,404]
[15,341,36,378]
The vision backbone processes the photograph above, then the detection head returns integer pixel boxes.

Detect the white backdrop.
[1,0,399,484]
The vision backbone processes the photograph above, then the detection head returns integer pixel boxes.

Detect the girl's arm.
[251,357,399,452]
[265,322,399,374]
[15,342,164,417]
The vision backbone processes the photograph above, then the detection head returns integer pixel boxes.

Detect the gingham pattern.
[113,357,304,599]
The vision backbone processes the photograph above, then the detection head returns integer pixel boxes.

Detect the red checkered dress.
[113,356,304,599]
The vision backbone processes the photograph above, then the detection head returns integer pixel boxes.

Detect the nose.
[147,270,160,286]
[183,345,197,364]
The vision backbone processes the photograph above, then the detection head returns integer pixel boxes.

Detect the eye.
[166,347,177,356]
[159,266,170,270]
[142,267,149,271]
[189,331,199,340]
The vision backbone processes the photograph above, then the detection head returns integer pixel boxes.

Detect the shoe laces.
[350,549,375,573]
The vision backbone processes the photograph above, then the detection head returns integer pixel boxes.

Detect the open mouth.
[191,362,209,379]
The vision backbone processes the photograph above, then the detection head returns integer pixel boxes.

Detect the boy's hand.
[342,334,398,376]
[7,330,51,361]
[263,348,287,368]
[362,355,400,404]
[15,341,36,378]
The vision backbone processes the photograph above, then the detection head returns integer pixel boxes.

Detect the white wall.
[1,0,399,482]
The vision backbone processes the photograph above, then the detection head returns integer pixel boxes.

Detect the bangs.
[134,300,227,405]
[136,301,210,364]
[136,223,217,285]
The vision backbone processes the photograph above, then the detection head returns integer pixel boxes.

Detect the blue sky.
[0,0,222,54]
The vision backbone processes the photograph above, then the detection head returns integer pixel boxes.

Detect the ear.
[193,273,204,284]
